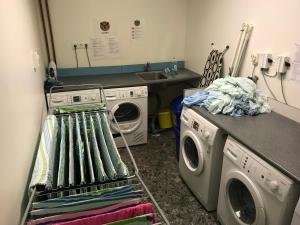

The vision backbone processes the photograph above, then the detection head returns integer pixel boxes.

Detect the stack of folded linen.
[183,77,271,117]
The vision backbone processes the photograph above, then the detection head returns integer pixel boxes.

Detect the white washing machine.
[291,198,300,225]
[47,89,102,112]
[179,107,227,211]
[104,86,148,148]
[217,136,300,225]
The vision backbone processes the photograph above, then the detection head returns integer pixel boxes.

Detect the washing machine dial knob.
[267,180,279,191]
[203,131,210,139]
[136,90,142,96]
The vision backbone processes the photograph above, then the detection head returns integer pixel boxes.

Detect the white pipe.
[232,24,248,76]
[232,24,253,77]
[229,23,246,76]
[232,23,248,76]
[237,25,253,76]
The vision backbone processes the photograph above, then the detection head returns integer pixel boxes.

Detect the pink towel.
[53,203,155,225]
[28,199,142,225]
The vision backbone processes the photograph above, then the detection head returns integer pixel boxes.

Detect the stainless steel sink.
[136,71,167,81]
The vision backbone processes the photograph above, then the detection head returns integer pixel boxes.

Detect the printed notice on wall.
[288,43,300,81]
[131,19,145,40]
[91,36,120,60]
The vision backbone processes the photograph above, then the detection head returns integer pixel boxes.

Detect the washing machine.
[291,197,300,225]
[104,86,148,148]
[217,136,300,225]
[179,107,227,211]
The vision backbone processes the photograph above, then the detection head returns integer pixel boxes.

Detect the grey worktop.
[49,69,200,92]
[192,106,300,183]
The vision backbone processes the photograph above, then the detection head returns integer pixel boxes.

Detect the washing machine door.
[181,130,205,175]
[225,171,266,225]
[110,101,142,134]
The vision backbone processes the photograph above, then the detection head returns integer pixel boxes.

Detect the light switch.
[32,51,40,72]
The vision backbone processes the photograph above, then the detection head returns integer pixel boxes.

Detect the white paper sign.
[91,36,120,60]
[288,43,300,81]
[131,19,145,40]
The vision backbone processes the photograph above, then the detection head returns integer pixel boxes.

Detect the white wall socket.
[277,56,290,74]
[260,53,273,70]
[251,53,258,66]
[73,43,87,49]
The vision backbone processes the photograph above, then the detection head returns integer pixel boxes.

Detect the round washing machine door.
[181,130,205,175]
[225,171,266,225]
[110,101,142,134]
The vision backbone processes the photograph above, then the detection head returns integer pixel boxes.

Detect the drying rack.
[20,84,170,225]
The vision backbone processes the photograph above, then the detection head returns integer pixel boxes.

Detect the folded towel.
[29,115,58,190]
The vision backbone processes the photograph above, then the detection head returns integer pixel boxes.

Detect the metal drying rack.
[20,84,170,225]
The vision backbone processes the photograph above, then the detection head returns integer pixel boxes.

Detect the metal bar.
[229,23,246,76]
[45,0,56,62]
[109,109,170,225]
[38,0,50,62]
[232,24,248,77]
[34,176,137,200]
[19,187,36,225]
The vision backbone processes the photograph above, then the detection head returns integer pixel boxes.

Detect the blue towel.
[182,92,209,107]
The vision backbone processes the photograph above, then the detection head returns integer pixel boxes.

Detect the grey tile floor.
[120,130,220,225]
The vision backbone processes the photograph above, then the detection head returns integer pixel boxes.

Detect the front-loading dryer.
[179,107,226,211]
[104,86,148,148]
[217,136,300,225]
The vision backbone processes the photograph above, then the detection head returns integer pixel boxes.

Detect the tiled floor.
[120,130,220,225]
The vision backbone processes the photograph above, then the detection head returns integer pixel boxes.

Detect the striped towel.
[94,113,118,180]
[100,112,129,178]
[89,115,108,182]
[27,198,143,225]
[29,115,58,190]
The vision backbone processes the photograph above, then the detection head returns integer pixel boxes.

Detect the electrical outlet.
[73,42,87,49]
[260,54,273,70]
[277,56,290,74]
[251,54,258,66]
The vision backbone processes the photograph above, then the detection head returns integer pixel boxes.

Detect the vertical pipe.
[232,24,248,77]
[233,24,253,77]
[229,24,245,76]
[45,0,56,62]
[38,0,50,62]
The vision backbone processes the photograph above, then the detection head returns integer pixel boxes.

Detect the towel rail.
[20,84,170,225]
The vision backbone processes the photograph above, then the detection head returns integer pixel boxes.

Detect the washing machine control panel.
[104,86,148,100]
[181,108,219,146]
[224,137,294,202]
[47,89,101,108]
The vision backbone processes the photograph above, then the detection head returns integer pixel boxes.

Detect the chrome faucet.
[144,62,151,72]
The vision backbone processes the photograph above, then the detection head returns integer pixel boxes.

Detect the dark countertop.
[192,106,300,183]
[49,69,200,92]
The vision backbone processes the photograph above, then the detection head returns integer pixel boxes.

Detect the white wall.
[49,0,188,68]
[0,0,47,224]
[185,0,300,110]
